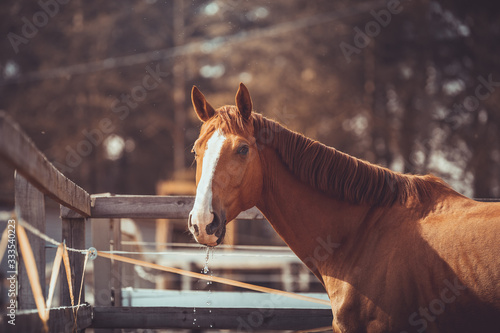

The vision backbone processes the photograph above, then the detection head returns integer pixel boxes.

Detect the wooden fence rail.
[61,194,265,220]
[0,111,91,217]
[91,306,333,330]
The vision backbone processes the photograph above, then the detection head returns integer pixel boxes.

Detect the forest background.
[1,0,499,200]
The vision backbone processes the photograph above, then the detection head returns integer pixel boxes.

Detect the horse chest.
[320,247,427,332]
[325,276,394,332]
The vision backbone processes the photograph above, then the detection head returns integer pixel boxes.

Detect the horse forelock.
[199,106,254,142]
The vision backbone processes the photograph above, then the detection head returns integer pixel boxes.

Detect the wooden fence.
[0,111,333,332]
[0,111,91,331]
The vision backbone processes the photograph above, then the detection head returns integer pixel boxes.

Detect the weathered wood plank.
[15,172,45,310]
[92,218,113,307]
[91,218,122,333]
[60,218,86,307]
[91,306,333,330]
[0,111,91,216]
[111,219,122,307]
[61,195,266,220]
[0,304,92,333]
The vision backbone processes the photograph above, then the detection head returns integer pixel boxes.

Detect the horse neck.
[255,146,373,276]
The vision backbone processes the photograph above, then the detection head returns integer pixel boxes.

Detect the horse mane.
[206,106,446,206]
[251,114,447,206]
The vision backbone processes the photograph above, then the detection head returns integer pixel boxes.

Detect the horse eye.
[238,145,249,155]
[191,147,198,157]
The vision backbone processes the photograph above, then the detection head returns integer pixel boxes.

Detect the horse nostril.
[189,214,199,236]
[205,213,220,235]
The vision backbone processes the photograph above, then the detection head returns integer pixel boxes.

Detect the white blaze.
[190,130,226,226]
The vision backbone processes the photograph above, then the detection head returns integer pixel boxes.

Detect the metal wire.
[121,240,291,251]
[3,213,89,254]
[2,217,297,258]
[99,249,297,258]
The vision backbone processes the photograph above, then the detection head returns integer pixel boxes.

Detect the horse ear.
[235,83,252,120]
[191,86,215,122]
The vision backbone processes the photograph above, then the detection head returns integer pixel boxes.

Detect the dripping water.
[204,247,214,328]
[203,246,212,273]
[194,247,215,328]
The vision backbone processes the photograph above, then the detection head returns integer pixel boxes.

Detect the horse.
[187,83,500,332]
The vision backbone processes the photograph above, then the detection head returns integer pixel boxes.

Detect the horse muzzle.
[188,210,227,247]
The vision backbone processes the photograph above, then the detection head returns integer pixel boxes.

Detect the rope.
[73,252,89,332]
[62,243,75,308]
[3,218,331,307]
[97,251,331,306]
[46,244,64,309]
[17,224,49,332]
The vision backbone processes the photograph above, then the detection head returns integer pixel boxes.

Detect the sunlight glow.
[104,134,125,161]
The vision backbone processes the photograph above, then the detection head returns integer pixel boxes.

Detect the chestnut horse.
[187,83,500,332]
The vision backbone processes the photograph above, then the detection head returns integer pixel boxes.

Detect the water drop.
[210,324,213,328]
[206,300,212,306]
[193,308,196,313]
[203,247,210,274]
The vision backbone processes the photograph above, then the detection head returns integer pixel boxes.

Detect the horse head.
[188,83,263,246]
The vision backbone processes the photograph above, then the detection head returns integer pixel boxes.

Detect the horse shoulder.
[419,194,500,308]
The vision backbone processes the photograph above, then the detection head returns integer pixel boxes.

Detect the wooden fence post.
[92,218,122,333]
[15,172,45,310]
[60,217,86,306]
[111,218,122,307]
[92,218,112,308]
